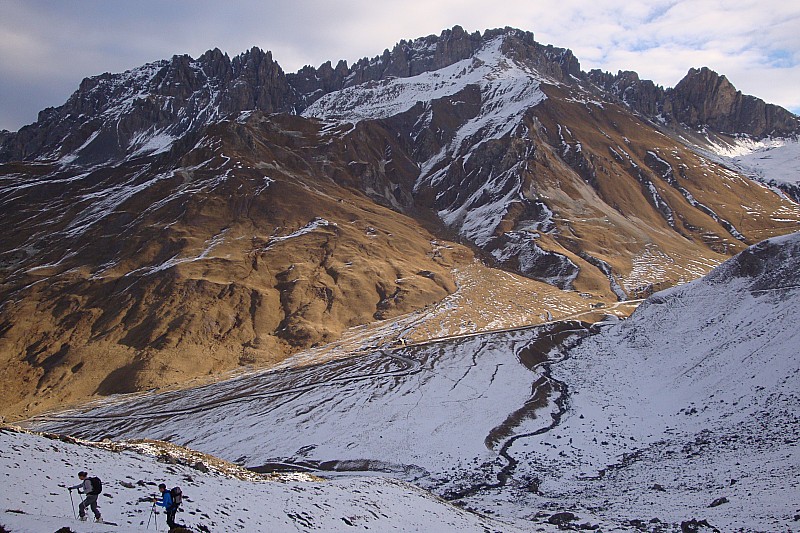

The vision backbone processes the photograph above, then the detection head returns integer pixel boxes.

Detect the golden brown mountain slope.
[0,114,470,420]
[520,84,800,296]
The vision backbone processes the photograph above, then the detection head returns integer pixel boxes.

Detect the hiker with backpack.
[154,483,184,530]
[68,471,102,522]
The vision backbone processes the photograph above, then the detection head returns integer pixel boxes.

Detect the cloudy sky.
[1,0,798,131]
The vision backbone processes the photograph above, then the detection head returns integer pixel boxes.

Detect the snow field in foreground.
[0,428,526,533]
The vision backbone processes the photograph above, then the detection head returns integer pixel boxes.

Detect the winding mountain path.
[28,350,421,424]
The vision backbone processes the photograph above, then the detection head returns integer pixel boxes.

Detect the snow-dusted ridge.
[531,231,800,531]
[303,36,552,253]
[303,37,547,133]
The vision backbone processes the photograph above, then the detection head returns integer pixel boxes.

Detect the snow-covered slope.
[709,137,800,186]
[30,232,800,531]
[28,325,583,499]
[305,36,548,249]
[0,427,525,533]
[699,135,800,202]
[507,231,800,531]
[303,37,545,137]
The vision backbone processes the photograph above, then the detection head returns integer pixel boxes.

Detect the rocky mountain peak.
[587,69,664,116]
[288,26,580,109]
[665,66,741,128]
[364,24,485,78]
[0,45,301,164]
[0,25,588,165]
[589,65,800,138]
[663,66,800,137]
[197,47,231,80]
[499,28,581,81]
[1,26,798,166]
[286,25,487,106]
[224,46,294,114]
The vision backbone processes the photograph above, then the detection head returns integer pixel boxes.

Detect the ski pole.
[149,496,160,531]
[68,489,76,519]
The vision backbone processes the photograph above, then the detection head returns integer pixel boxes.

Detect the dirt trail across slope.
[26,350,421,426]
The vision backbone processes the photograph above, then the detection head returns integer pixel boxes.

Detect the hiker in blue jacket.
[69,471,102,522]
[154,483,184,530]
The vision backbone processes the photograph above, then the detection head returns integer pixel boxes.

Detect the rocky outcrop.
[288,59,350,109]
[665,67,800,137]
[0,47,298,164]
[220,47,297,114]
[589,67,800,138]
[313,26,482,86]
[491,233,580,290]
[766,180,800,204]
[587,69,664,117]
[287,26,574,107]
[501,30,581,82]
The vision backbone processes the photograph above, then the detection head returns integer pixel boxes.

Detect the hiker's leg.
[78,498,87,517]
[166,508,176,528]
[87,494,100,518]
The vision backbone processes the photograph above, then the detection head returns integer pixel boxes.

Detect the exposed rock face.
[220,47,296,114]
[0,26,583,166]
[589,67,800,138]
[500,30,581,82]
[665,67,800,137]
[288,25,485,105]
[769,180,800,204]
[0,47,298,165]
[587,69,664,117]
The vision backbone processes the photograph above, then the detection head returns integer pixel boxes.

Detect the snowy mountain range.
[1,24,800,532]
[2,26,799,422]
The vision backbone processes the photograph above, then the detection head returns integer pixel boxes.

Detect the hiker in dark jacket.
[154,483,184,529]
[69,471,102,522]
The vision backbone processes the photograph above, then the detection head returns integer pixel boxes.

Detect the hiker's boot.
[79,516,87,521]
[95,516,103,523]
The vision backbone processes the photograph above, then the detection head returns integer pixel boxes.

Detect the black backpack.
[170,486,182,507]
[89,477,102,495]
